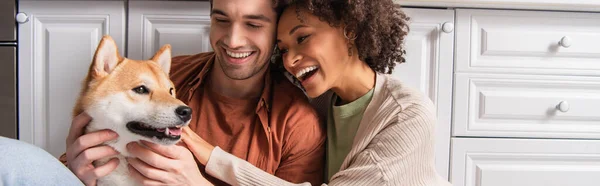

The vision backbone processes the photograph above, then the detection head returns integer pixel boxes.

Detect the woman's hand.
[126,140,212,185]
[181,126,215,165]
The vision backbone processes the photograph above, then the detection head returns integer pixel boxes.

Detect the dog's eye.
[132,85,149,94]
[169,88,174,95]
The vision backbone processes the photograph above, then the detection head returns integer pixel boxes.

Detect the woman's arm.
[181,103,447,186]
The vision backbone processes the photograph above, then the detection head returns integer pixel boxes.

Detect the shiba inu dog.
[72,35,192,186]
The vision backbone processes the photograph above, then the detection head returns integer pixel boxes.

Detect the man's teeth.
[226,50,252,58]
[295,66,318,79]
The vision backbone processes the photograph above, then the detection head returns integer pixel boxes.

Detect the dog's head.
[74,35,191,146]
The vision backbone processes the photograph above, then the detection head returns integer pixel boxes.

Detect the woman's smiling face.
[276,5,353,98]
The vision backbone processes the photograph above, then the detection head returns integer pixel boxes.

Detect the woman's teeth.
[226,50,252,58]
[296,66,318,80]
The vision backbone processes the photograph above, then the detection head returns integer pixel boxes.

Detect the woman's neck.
[331,57,376,105]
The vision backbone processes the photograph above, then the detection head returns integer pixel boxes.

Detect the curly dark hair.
[274,0,410,74]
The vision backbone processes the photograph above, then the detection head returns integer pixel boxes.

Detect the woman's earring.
[347,42,353,56]
[344,26,357,57]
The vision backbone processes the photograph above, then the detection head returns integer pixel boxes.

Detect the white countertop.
[395,0,600,12]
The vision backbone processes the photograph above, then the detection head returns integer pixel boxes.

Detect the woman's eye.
[297,35,310,43]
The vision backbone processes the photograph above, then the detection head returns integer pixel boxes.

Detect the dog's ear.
[91,35,121,78]
[151,44,172,75]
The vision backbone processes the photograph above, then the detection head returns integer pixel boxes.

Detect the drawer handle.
[442,22,454,33]
[557,101,570,112]
[559,36,572,48]
[16,12,29,24]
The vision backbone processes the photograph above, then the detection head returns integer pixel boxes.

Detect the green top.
[326,88,375,181]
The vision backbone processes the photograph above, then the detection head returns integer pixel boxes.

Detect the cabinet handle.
[442,22,454,33]
[557,101,570,112]
[16,12,29,24]
[559,36,572,48]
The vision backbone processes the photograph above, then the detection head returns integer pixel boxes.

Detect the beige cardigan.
[205,73,452,186]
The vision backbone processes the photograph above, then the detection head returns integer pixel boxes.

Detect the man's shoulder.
[169,52,214,90]
[171,52,214,71]
[268,72,322,129]
[269,72,312,110]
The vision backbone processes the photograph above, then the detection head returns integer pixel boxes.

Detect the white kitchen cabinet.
[453,73,600,139]
[18,1,126,158]
[451,7,600,186]
[454,8,600,76]
[127,0,211,60]
[451,138,600,186]
[398,8,455,180]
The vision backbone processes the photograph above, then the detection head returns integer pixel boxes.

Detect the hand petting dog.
[126,139,213,186]
[65,113,120,186]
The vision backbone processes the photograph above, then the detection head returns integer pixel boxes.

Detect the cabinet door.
[0,46,16,139]
[451,138,600,186]
[399,8,455,180]
[18,1,125,157]
[128,1,211,60]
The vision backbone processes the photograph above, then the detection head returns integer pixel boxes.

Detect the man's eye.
[248,23,262,28]
[215,18,228,23]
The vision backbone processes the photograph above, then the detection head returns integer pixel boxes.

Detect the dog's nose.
[175,106,192,122]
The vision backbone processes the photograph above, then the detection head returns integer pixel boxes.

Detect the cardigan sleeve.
[328,103,449,186]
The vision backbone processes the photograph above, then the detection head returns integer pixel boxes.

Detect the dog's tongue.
[168,127,182,136]
[157,127,182,136]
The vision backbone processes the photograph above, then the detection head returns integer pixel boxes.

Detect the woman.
[183,0,452,185]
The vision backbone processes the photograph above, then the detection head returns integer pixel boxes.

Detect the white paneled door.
[399,8,455,180]
[128,0,212,60]
[18,1,126,158]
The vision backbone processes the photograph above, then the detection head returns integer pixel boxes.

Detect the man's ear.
[91,35,121,78]
[151,44,172,75]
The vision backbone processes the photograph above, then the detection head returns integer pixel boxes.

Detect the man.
[61,0,326,185]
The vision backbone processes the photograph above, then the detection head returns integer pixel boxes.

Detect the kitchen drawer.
[453,73,600,139]
[450,138,600,186]
[455,9,600,76]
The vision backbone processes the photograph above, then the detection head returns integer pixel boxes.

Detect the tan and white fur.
[72,35,192,186]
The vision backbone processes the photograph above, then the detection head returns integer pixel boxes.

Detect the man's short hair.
[208,0,287,18]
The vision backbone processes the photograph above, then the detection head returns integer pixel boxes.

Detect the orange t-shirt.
[170,52,326,185]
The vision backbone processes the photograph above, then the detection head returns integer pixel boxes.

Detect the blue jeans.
[0,136,83,186]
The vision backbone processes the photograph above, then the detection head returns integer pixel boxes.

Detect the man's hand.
[126,140,212,186]
[65,112,120,186]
